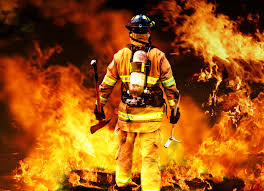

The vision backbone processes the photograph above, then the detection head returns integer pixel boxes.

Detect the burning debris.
[66,169,246,191]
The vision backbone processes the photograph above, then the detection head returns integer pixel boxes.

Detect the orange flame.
[0,41,209,190]
[1,0,264,190]
[157,0,264,189]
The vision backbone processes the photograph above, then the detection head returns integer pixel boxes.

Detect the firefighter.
[94,14,180,190]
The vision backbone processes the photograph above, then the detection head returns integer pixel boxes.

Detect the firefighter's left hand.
[170,107,180,124]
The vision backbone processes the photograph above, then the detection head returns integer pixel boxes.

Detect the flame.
[1,0,264,190]
[156,0,264,189]
[0,0,132,189]
[0,43,119,190]
[0,40,209,190]
[0,38,206,190]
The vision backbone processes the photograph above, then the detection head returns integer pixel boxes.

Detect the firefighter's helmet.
[126,14,155,34]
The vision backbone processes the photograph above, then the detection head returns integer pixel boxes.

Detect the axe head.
[90,118,111,134]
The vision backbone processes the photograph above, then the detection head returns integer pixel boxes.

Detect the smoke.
[0,0,18,24]
[26,0,132,60]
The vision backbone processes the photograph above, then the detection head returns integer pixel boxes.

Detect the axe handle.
[95,81,101,112]
[91,60,101,112]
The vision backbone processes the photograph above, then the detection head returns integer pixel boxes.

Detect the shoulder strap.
[144,46,152,90]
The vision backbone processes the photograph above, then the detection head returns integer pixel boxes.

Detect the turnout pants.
[115,127,161,191]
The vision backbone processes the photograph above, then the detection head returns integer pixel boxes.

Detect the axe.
[90,60,111,134]
[164,96,181,148]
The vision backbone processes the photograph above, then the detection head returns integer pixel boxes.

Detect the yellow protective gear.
[99,47,179,132]
[115,125,161,190]
[98,31,178,189]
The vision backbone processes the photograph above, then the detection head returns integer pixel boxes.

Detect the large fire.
[2,49,117,190]
[0,0,263,190]
[155,0,264,189]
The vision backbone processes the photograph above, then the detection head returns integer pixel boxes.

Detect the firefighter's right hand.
[94,105,105,120]
[170,107,180,124]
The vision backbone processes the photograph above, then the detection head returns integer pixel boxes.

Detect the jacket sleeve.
[99,54,119,106]
[160,53,180,109]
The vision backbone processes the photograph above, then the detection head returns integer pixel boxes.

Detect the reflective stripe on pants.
[115,126,161,190]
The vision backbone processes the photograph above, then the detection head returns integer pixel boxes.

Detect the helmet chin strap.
[129,31,152,47]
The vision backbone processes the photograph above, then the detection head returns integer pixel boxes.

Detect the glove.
[170,107,180,124]
[94,105,105,120]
